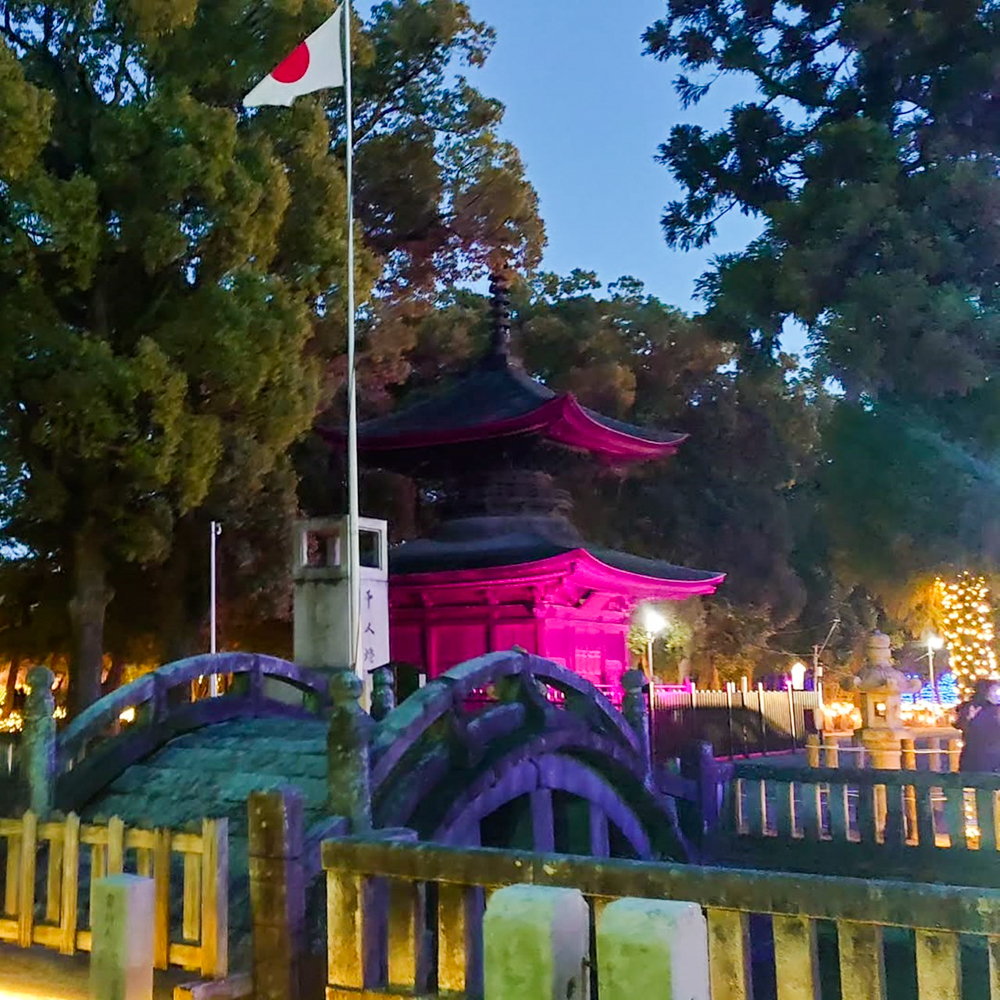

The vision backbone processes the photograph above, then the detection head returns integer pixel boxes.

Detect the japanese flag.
[244,6,344,107]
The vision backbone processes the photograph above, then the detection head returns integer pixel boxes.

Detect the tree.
[644,0,1000,600]
[0,1,382,714]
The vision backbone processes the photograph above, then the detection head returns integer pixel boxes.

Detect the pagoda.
[324,274,724,692]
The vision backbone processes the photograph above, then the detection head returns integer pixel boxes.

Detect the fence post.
[948,738,961,773]
[806,735,820,769]
[370,665,396,722]
[928,738,942,773]
[89,875,155,1000]
[23,665,56,818]
[599,898,710,1000]
[680,741,721,843]
[327,670,372,832]
[249,788,305,1000]
[200,817,228,979]
[621,670,652,781]
[484,885,589,1000]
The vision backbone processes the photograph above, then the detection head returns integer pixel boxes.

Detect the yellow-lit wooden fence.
[0,811,227,978]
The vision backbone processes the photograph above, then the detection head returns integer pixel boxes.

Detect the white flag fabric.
[244,6,344,107]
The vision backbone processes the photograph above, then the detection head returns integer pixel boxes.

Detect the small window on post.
[303,525,342,569]
[359,528,381,570]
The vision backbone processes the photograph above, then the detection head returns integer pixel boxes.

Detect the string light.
[936,573,998,699]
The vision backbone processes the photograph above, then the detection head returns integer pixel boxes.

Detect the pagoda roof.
[389,524,724,600]
[335,359,687,466]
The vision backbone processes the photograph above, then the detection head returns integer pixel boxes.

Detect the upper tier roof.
[333,356,687,465]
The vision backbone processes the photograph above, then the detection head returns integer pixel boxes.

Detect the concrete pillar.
[621,669,652,779]
[327,670,372,832]
[598,898,710,1000]
[484,885,589,1000]
[248,788,305,1000]
[89,874,155,1000]
[23,665,56,818]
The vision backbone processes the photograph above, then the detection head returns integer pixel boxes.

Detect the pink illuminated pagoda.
[326,274,724,691]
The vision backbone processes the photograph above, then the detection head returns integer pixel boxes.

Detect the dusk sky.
[362,0,764,313]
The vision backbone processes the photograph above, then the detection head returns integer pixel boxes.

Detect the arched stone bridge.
[53,649,690,862]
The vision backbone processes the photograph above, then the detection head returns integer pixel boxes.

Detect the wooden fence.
[651,685,820,757]
[717,758,1000,886]
[0,811,227,977]
[322,833,1000,1000]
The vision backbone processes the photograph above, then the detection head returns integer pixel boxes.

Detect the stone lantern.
[855,631,919,769]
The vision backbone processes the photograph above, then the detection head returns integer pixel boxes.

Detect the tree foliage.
[645,0,1000,597]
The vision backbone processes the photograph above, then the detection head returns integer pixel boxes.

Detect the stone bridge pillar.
[23,665,56,818]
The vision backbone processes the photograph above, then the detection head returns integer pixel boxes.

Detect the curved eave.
[327,394,686,466]
[391,548,725,600]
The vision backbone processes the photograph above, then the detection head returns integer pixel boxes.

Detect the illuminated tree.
[936,574,998,699]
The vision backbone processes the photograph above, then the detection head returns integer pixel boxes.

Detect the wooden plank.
[707,908,752,999]
[75,929,93,952]
[183,850,202,942]
[857,784,879,844]
[4,832,20,916]
[199,818,228,979]
[126,829,157,851]
[882,784,906,847]
[107,816,125,875]
[438,883,473,994]
[828,783,851,843]
[80,826,109,847]
[45,834,64,923]
[984,790,1000,853]
[916,786,937,848]
[169,941,203,971]
[172,832,205,854]
[154,827,172,971]
[89,840,106,925]
[136,847,153,879]
[60,813,80,956]
[773,914,820,1000]
[32,924,62,948]
[798,783,822,841]
[388,878,427,992]
[327,870,364,990]
[837,920,886,1000]
[17,810,37,948]
[775,782,796,839]
[944,787,967,850]
[0,918,17,942]
[989,935,1000,999]
[743,779,766,837]
[915,929,962,1000]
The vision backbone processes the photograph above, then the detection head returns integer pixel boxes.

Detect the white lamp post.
[926,633,945,703]
[642,606,667,680]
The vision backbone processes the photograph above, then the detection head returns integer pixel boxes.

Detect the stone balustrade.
[322,833,1000,999]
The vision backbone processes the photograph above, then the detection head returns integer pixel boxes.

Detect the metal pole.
[209,521,221,697]
[928,642,938,703]
[344,1,362,697]
[646,634,656,759]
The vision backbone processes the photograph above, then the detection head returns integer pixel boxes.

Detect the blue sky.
[357,1,768,314]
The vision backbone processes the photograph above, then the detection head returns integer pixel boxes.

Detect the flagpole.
[343,0,362,694]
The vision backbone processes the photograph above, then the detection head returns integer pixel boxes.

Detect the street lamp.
[642,606,668,681]
[926,633,945,703]
[790,661,807,691]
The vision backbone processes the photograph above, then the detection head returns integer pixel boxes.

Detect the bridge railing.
[716,759,1000,885]
[321,834,1000,1000]
[0,810,227,977]
[53,652,328,813]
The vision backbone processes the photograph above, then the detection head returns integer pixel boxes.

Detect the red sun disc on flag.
[272,42,310,84]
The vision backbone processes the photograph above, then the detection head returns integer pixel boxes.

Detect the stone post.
[370,665,396,722]
[89,874,155,1000]
[23,665,56,818]
[598,898,710,1000]
[248,788,305,1000]
[621,669,652,780]
[484,885,589,1000]
[680,741,721,842]
[327,670,372,832]
[806,734,821,768]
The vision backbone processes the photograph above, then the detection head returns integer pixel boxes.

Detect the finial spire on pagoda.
[488,271,513,362]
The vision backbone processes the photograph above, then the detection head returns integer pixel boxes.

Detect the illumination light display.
[936,573,998,699]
